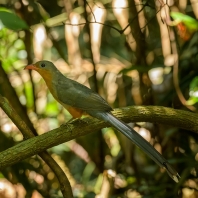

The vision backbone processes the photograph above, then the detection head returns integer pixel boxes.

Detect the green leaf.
[0,172,4,178]
[186,76,198,105]
[0,8,28,31]
[45,101,59,116]
[170,12,198,31]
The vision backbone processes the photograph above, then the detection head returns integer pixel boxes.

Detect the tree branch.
[0,95,73,198]
[0,105,198,171]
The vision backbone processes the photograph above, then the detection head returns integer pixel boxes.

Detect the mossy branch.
[0,105,197,171]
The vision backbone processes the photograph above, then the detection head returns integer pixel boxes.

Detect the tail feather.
[98,112,180,182]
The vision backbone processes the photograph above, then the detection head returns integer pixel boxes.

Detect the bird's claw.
[61,118,88,135]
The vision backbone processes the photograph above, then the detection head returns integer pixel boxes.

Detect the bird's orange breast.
[64,105,84,118]
[38,70,84,118]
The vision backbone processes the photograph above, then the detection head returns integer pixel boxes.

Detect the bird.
[24,60,180,182]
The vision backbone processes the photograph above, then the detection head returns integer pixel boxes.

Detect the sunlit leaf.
[0,8,28,31]
[45,101,59,116]
[0,172,4,178]
[190,76,198,91]
[186,97,198,105]
[186,77,198,105]
[170,12,198,31]
[25,83,34,108]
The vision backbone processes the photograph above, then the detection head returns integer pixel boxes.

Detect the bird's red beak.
[24,64,37,70]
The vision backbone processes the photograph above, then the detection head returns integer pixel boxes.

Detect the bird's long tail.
[97,112,180,182]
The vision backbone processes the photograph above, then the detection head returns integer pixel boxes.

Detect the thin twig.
[63,21,123,34]
[121,0,148,34]
[167,20,196,111]
[86,0,96,22]
[63,0,153,35]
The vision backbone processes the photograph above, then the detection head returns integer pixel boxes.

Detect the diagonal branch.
[0,105,198,171]
[0,95,73,198]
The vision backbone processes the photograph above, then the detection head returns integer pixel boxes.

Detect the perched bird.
[25,60,180,182]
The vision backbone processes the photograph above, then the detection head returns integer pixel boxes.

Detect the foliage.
[0,0,198,198]
[0,8,28,31]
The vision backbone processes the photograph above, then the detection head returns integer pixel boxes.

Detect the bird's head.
[24,60,59,81]
[24,60,58,74]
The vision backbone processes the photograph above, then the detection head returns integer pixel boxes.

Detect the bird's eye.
[41,63,45,67]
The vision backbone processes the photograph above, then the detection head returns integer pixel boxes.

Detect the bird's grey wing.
[56,77,112,112]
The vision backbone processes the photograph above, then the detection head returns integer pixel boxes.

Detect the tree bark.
[0,105,197,170]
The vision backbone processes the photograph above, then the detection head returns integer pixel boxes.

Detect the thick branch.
[0,106,198,170]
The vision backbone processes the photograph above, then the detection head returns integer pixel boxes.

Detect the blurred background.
[0,0,198,197]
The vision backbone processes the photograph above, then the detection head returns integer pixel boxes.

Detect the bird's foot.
[60,118,76,133]
[61,118,88,134]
